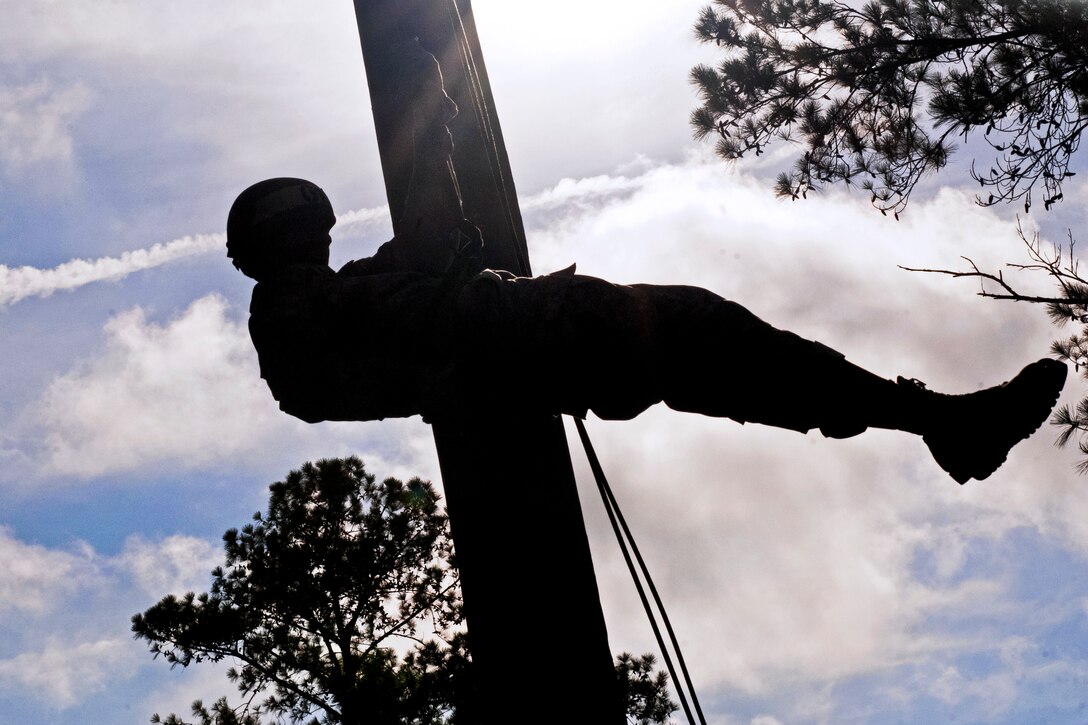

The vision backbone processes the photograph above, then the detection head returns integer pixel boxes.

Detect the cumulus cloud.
[578,414,1011,694]
[0,527,89,614]
[0,80,91,172]
[29,291,436,481]
[36,294,279,476]
[137,662,240,725]
[0,3,369,145]
[520,172,644,213]
[119,534,221,599]
[0,530,226,710]
[0,637,138,708]
[907,636,1088,722]
[0,530,222,615]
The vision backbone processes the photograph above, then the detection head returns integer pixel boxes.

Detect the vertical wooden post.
[353,2,624,722]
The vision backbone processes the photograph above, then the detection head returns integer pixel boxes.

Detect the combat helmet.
[227,177,336,280]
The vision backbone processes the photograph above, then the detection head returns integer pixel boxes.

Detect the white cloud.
[578,417,1000,693]
[914,636,1088,722]
[0,529,223,617]
[0,3,356,111]
[0,637,138,708]
[0,80,91,172]
[29,291,437,481]
[138,661,241,725]
[472,0,712,188]
[0,0,712,200]
[0,200,394,309]
[35,294,279,476]
[0,529,228,711]
[119,534,221,599]
[0,527,89,614]
[520,173,644,213]
[0,2,378,189]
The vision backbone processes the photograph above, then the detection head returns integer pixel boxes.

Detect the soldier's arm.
[357,41,472,277]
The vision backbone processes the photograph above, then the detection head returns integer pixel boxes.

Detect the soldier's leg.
[636,283,1067,483]
[459,272,1065,482]
[502,275,888,428]
[636,283,883,432]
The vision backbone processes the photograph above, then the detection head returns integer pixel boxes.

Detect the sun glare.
[472,0,682,59]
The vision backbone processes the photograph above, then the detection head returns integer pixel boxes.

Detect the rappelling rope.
[573,417,708,725]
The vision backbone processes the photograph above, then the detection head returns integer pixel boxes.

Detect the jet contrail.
[0,172,647,308]
[0,234,224,307]
[0,204,392,308]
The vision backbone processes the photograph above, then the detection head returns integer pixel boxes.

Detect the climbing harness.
[573,417,708,725]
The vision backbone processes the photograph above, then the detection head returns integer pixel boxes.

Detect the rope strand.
[573,417,708,725]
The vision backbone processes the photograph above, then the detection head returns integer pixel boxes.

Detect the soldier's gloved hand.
[443,221,484,285]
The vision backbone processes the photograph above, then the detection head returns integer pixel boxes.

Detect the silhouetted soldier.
[226,175,1065,484]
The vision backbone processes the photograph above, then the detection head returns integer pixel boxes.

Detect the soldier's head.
[226,178,336,281]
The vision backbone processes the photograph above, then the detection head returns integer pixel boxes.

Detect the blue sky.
[2,1,1088,723]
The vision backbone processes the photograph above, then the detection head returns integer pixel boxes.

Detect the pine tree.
[134,457,677,724]
[691,0,1088,215]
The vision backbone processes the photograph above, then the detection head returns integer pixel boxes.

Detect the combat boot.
[907,359,1067,483]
